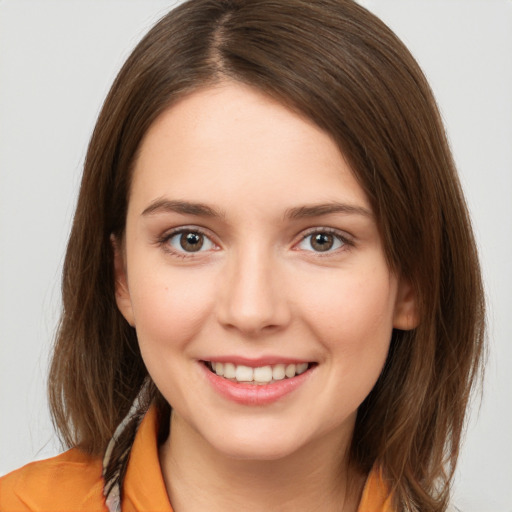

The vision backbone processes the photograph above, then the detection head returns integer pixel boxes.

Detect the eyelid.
[157,225,220,258]
[294,227,353,253]
[155,225,353,259]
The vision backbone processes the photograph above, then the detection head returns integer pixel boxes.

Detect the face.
[115,82,417,461]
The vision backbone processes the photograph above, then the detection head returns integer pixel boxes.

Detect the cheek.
[299,267,396,421]
[298,263,396,357]
[129,265,216,353]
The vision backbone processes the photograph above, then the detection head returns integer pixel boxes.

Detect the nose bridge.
[216,240,290,335]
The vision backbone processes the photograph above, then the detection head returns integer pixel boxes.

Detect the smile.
[205,361,313,385]
[201,359,316,405]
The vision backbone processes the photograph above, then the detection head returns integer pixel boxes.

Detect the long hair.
[48,1,486,510]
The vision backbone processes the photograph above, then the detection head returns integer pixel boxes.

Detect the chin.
[198,421,316,462]
[214,438,301,462]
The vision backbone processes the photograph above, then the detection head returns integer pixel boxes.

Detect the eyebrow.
[141,199,371,220]
[284,202,372,220]
[142,199,225,218]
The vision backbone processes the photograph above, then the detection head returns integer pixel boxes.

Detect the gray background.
[1,1,511,510]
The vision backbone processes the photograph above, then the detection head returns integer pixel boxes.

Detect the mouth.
[202,360,317,385]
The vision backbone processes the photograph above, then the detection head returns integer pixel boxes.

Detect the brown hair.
[48,1,485,510]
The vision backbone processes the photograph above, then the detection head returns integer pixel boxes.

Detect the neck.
[159,412,366,512]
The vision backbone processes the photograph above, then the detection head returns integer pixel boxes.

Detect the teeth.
[253,365,273,383]
[235,365,253,382]
[224,362,236,379]
[285,364,296,378]
[272,364,286,380]
[296,362,308,375]
[214,362,224,376]
[208,361,310,383]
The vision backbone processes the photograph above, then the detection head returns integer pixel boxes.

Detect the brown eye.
[310,233,334,251]
[166,229,215,254]
[297,231,345,253]
[180,231,204,252]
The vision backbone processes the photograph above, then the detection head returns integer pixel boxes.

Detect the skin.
[114,81,418,511]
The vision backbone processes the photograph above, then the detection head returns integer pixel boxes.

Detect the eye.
[297,230,346,252]
[166,229,216,254]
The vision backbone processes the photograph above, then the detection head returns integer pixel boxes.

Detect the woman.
[0,1,485,511]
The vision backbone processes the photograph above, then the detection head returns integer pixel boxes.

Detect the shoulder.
[358,467,394,511]
[0,449,107,511]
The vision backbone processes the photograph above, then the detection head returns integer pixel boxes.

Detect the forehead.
[130,81,371,216]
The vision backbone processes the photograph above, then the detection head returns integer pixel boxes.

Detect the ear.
[111,235,135,327]
[393,277,420,330]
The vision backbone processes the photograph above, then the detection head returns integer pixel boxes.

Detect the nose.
[215,245,292,337]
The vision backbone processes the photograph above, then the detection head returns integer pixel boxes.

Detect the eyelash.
[157,227,217,259]
[157,226,353,259]
[297,227,353,255]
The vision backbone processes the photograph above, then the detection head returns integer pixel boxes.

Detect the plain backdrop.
[1,1,511,510]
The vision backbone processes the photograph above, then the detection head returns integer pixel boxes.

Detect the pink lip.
[200,362,315,406]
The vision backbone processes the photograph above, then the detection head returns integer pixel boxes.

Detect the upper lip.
[200,356,314,367]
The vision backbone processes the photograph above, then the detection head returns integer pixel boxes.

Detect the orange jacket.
[0,407,393,511]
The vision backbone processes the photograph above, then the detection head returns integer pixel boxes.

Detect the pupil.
[312,233,333,252]
[180,232,203,252]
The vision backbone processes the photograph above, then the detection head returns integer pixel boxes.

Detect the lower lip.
[201,363,314,406]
